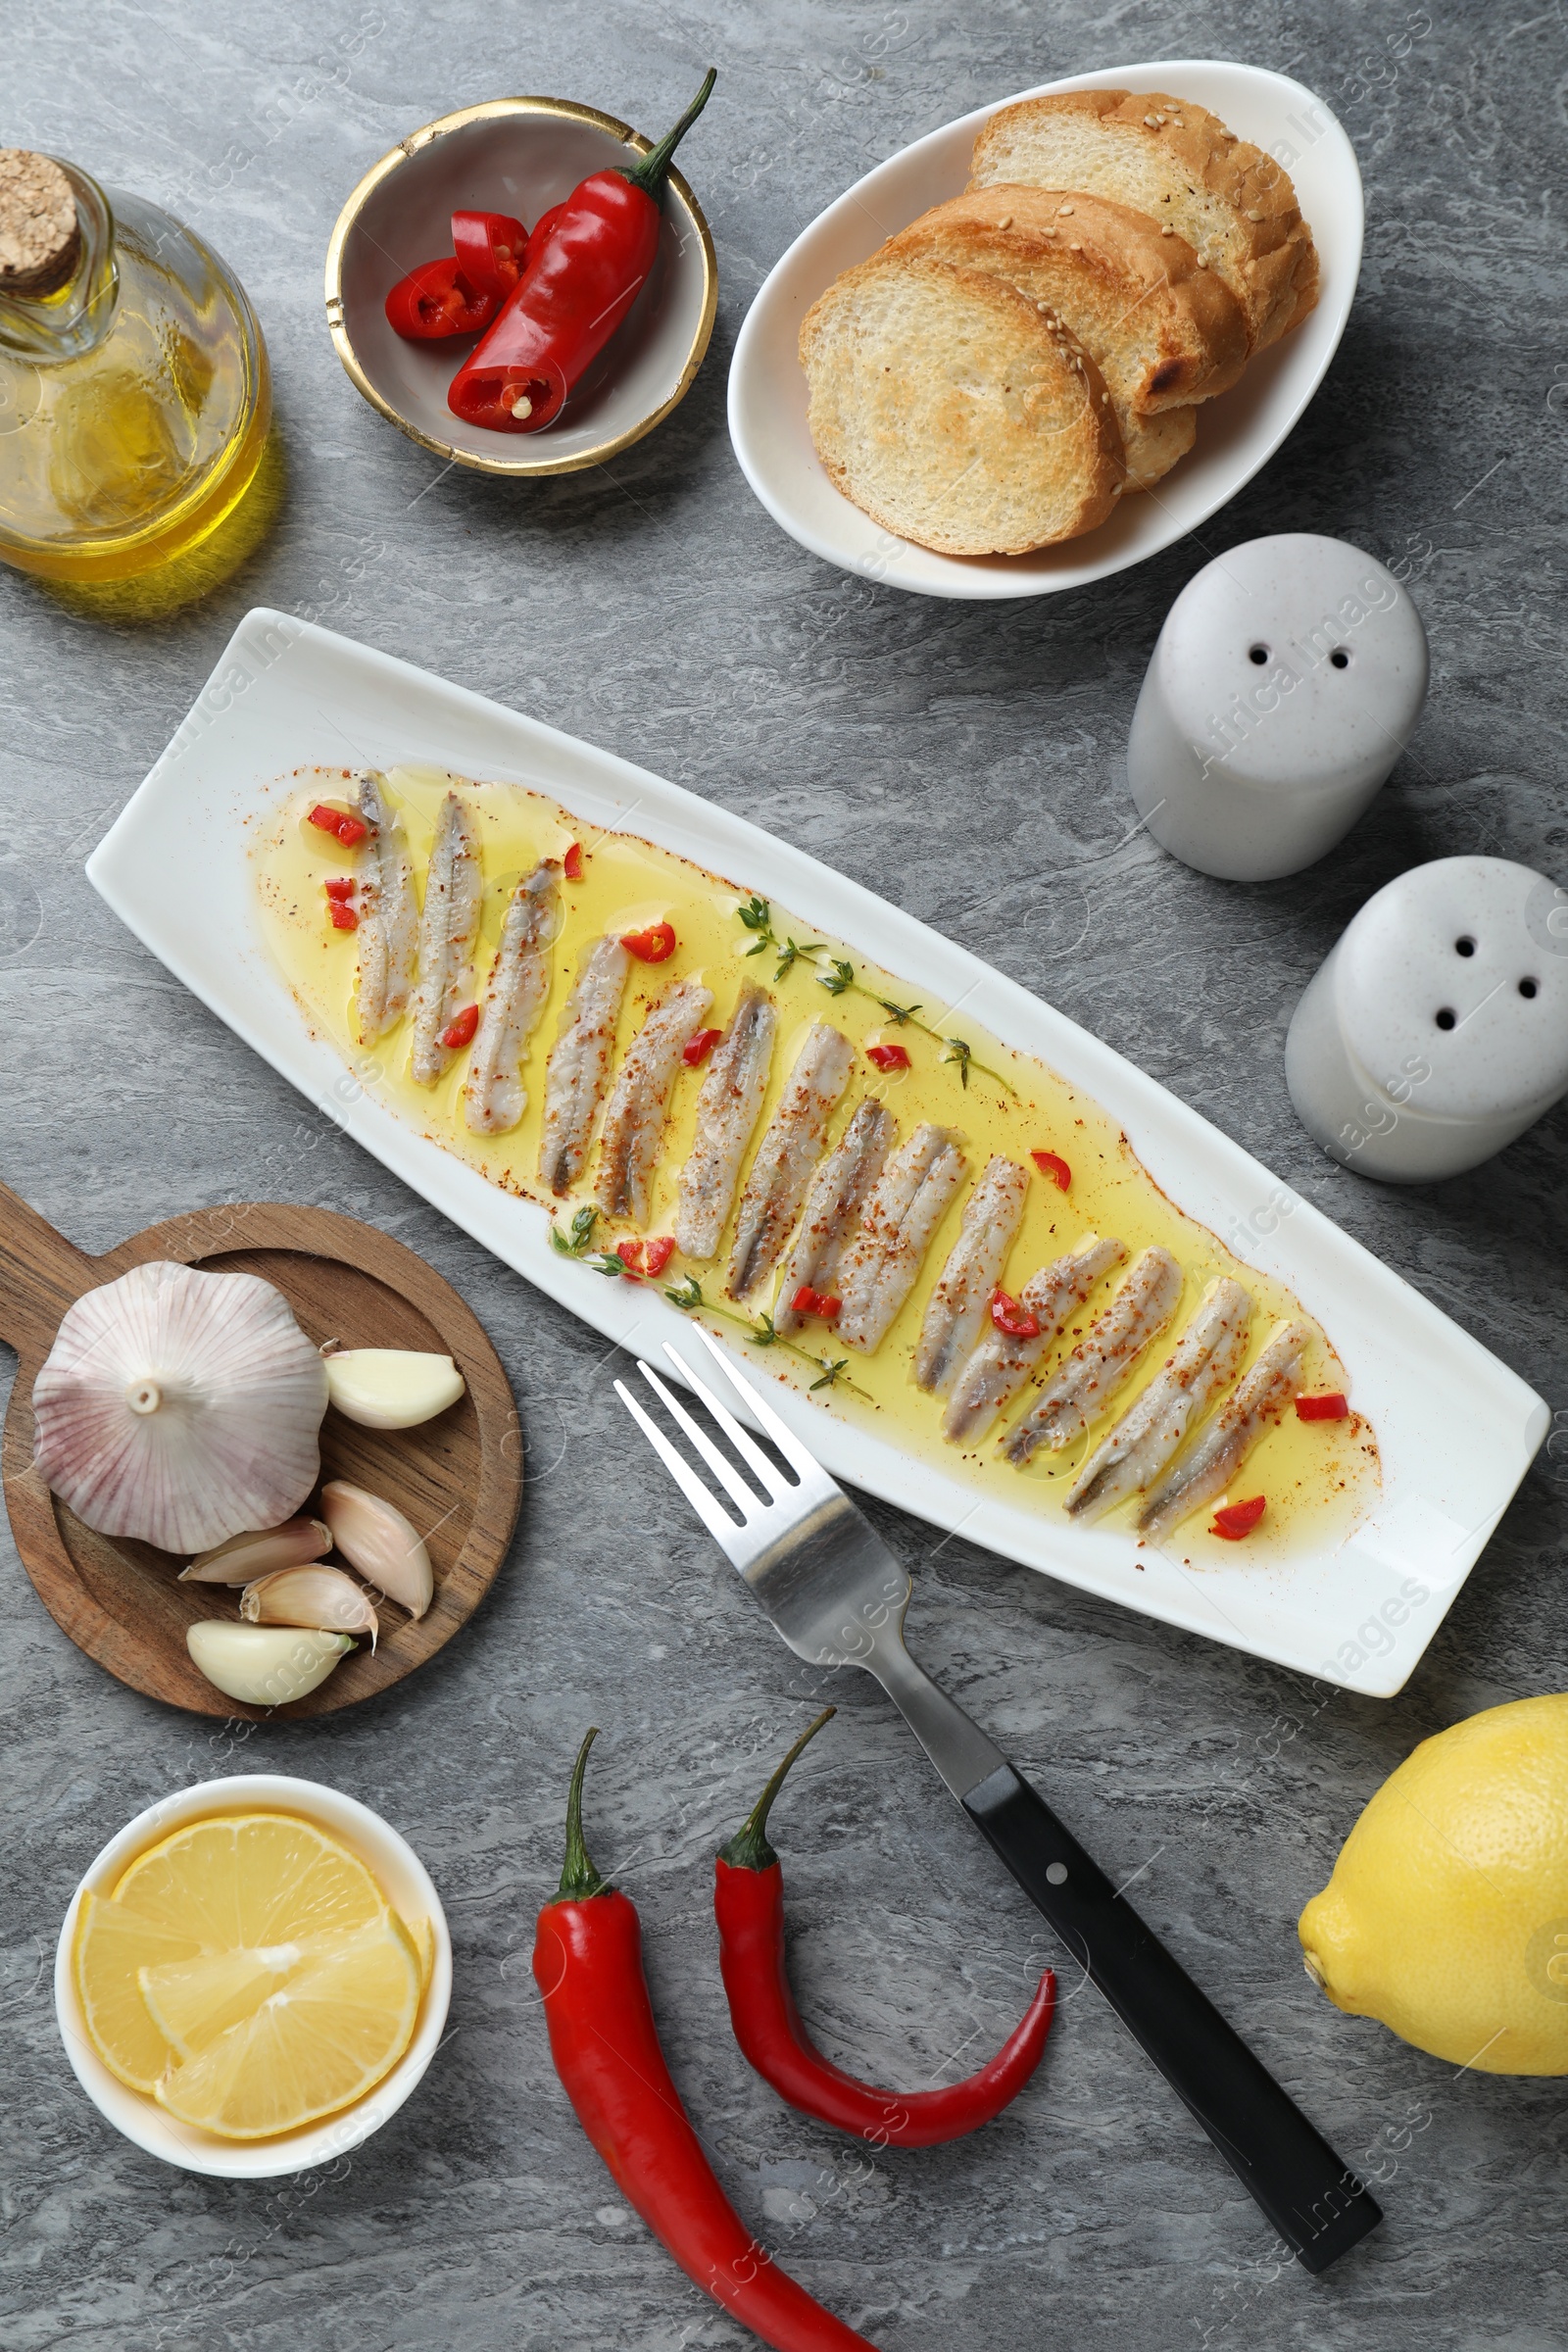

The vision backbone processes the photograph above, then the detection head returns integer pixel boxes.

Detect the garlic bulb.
[241,1565,379,1648]
[179,1517,332,1585]
[186,1621,352,1705]
[33,1262,329,1552]
[320,1481,433,1618]
[323,1348,466,1429]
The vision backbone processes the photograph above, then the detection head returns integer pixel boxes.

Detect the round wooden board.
[0,1187,521,1718]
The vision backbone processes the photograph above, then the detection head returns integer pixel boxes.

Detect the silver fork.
[616,1326,1381,2276]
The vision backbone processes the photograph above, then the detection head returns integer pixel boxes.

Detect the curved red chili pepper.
[1031,1149,1072,1191]
[715,1711,1056,2150]
[384,258,496,340]
[451,209,528,299]
[448,70,715,432]
[533,1732,872,2352]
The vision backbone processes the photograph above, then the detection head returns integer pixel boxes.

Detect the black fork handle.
[963,1762,1382,2274]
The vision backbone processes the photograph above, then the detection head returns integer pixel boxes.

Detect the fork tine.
[635,1358,762,1517]
[659,1342,796,1498]
[613,1379,743,1543]
[686,1323,838,1486]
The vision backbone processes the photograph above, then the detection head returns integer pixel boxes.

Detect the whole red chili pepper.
[384,257,497,340]
[449,69,715,432]
[715,1711,1056,2149]
[532,1731,872,2352]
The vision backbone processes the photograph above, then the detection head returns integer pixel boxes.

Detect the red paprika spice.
[715,1711,1056,2149]
[533,1732,872,2352]
[448,70,715,432]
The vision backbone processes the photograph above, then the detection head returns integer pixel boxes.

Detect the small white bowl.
[727,59,1363,599]
[54,1773,452,2179]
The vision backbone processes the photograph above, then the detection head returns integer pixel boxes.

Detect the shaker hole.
[1249,643,1269,664]
[1455,936,1476,956]
[1520,978,1540,1000]
[1330,648,1350,669]
[1435,1007,1457,1031]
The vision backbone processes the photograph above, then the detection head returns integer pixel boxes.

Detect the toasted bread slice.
[969,89,1318,353]
[886,186,1249,490]
[799,252,1125,556]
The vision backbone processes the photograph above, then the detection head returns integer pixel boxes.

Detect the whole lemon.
[1298,1692,1568,2074]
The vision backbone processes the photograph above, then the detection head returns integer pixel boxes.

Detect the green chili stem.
[621,68,717,198]
[718,1707,836,1871]
[557,1727,610,1900]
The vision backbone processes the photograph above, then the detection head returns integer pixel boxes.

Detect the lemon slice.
[152,1913,420,2137]
[74,1890,198,2092]
[74,1812,419,2132]
[407,1914,434,1992]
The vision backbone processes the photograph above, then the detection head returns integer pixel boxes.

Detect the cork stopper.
[0,150,81,296]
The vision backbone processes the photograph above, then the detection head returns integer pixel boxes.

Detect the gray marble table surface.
[4,4,1565,2347]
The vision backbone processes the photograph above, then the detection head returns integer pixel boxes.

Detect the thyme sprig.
[550,1205,600,1256]
[663,1274,864,1396]
[735,896,1015,1096]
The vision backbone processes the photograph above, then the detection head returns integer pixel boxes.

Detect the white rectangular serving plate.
[728,59,1363,599]
[88,612,1546,1697]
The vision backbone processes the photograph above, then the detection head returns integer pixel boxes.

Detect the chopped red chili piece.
[990,1287,1040,1341]
[683,1027,723,1067]
[791,1285,841,1322]
[439,1004,480,1050]
[452,210,528,299]
[335,815,367,846]
[308,804,366,847]
[563,842,584,881]
[1296,1392,1348,1421]
[642,1236,675,1278]
[621,920,676,962]
[327,903,359,932]
[614,1239,645,1280]
[1031,1150,1072,1190]
[322,876,356,901]
[1211,1495,1266,1540]
[866,1042,910,1072]
[384,257,497,340]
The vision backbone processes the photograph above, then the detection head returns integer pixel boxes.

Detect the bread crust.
[799,252,1125,556]
[969,88,1319,352]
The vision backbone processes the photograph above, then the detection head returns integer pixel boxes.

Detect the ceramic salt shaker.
[1286,858,1568,1181]
[1126,534,1429,881]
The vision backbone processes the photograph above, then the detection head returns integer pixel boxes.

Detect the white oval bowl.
[54,1773,452,2179]
[727,59,1363,599]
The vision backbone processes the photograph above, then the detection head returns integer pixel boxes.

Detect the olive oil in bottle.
[0,149,270,581]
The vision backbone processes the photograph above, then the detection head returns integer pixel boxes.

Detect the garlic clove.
[322,1348,466,1429]
[319,1481,434,1619]
[240,1565,380,1650]
[32,1261,329,1553]
[186,1621,352,1706]
[179,1517,332,1585]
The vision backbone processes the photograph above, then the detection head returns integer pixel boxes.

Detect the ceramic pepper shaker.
[1285,858,1568,1181]
[1126,534,1429,881]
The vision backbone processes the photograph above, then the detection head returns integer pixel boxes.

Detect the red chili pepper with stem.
[449,69,716,432]
[384,258,497,340]
[715,1711,1056,2149]
[533,1731,873,2352]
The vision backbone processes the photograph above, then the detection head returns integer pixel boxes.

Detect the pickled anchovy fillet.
[463,860,559,1136]
[538,935,631,1197]
[913,1155,1029,1394]
[595,976,713,1227]
[1065,1277,1252,1519]
[942,1234,1125,1446]
[1139,1319,1308,1542]
[351,769,417,1046]
[1003,1245,1183,1467]
[836,1124,968,1355]
[727,1024,856,1298]
[771,1101,896,1339]
[673,987,777,1260]
[409,791,483,1086]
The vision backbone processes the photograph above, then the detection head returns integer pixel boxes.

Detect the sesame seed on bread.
[968,89,1319,353]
